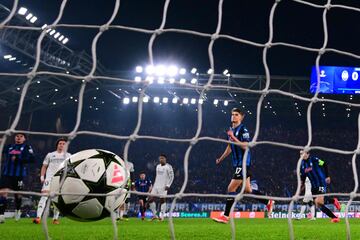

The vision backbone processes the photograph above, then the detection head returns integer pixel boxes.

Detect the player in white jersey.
[33,138,71,224]
[296,177,316,220]
[148,154,174,221]
[117,161,134,221]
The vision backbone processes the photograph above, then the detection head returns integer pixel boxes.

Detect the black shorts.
[0,176,24,191]
[138,196,147,203]
[232,166,252,180]
[311,186,327,195]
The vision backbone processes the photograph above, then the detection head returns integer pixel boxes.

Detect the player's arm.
[25,144,36,164]
[318,158,330,184]
[148,180,153,193]
[165,166,174,190]
[216,144,232,165]
[227,129,249,150]
[300,169,306,193]
[40,153,50,183]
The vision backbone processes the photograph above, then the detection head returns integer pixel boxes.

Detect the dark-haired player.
[135,172,152,220]
[33,138,71,224]
[0,133,35,223]
[299,150,341,223]
[212,108,274,224]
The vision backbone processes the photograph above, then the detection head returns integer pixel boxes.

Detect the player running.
[296,177,316,220]
[148,154,174,221]
[135,172,152,220]
[0,133,35,223]
[33,138,71,224]
[212,108,274,224]
[299,150,341,223]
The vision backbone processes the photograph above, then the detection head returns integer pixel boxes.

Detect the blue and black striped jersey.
[300,156,328,189]
[229,124,251,168]
[135,179,152,193]
[2,143,35,177]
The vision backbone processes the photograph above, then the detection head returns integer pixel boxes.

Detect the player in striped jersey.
[0,133,35,223]
[212,108,274,224]
[300,150,341,223]
[135,172,152,220]
[33,138,71,224]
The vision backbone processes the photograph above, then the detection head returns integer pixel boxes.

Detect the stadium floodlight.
[41,24,47,30]
[123,97,130,104]
[58,35,64,41]
[146,76,154,84]
[54,32,60,39]
[157,77,165,84]
[172,97,178,104]
[179,68,186,75]
[190,98,196,104]
[62,38,69,44]
[183,98,189,104]
[213,99,219,105]
[135,66,143,73]
[9,57,16,61]
[30,16,37,23]
[54,88,58,92]
[153,97,160,103]
[191,68,197,74]
[25,13,33,20]
[179,78,186,84]
[223,69,229,75]
[191,78,197,84]
[3,55,12,59]
[52,102,56,105]
[169,78,175,84]
[132,96,138,103]
[46,28,52,33]
[18,7,27,15]
[207,68,213,74]
[134,76,141,82]
[146,65,155,75]
[199,99,204,104]
[49,30,56,35]
[224,100,228,106]
[155,65,166,76]
[36,95,40,98]
[167,65,178,76]
[162,97,168,103]
[143,96,149,103]
[16,87,20,91]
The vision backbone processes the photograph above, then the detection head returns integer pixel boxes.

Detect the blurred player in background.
[0,133,35,223]
[148,154,174,221]
[135,172,152,220]
[296,177,316,220]
[117,160,134,221]
[212,108,274,224]
[300,150,341,223]
[33,138,70,224]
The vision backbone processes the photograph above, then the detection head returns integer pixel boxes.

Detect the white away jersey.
[153,163,174,189]
[43,151,71,178]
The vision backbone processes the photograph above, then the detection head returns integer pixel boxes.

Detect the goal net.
[0,0,360,239]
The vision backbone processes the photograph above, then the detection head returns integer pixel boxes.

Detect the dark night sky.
[2,0,360,75]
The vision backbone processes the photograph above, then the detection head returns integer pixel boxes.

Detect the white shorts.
[151,187,167,197]
[41,178,52,192]
[303,195,313,203]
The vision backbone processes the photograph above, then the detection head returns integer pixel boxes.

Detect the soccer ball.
[50,149,129,221]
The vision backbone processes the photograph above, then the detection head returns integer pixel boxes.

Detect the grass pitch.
[0,218,358,239]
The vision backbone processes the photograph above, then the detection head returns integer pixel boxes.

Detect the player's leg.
[297,200,308,220]
[0,188,9,224]
[14,178,24,222]
[139,198,145,220]
[308,201,316,220]
[34,179,51,224]
[148,188,159,220]
[52,207,60,224]
[315,194,338,222]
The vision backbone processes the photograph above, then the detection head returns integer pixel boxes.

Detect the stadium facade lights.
[146,65,155,75]
[179,78,186,84]
[167,65,178,76]
[16,87,20,91]
[191,78,197,84]
[191,68,197,74]
[58,35,64,41]
[54,88,58,92]
[25,13,33,20]
[207,68,213,74]
[199,99,204,104]
[4,55,12,59]
[50,30,56,35]
[134,76,141,82]
[172,97,178,104]
[37,81,40,84]
[190,98,196,104]
[70,96,73,99]
[46,28,52,33]
[223,69,229,75]
[153,97,160,103]
[54,32,60,39]
[62,38,69,44]
[157,77,165,84]
[179,68,186,75]
[132,96,138,103]
[224,100,229,106]
[169,78,175,84]
[155,65,166,76]
[143,96,149,103]
[135,66,143,73]
[18,7,28,15]
[162,97,168,103]
[9,57,16,61]
[123,97,130,104]
[41,24,47,30]
[183,98,189,104]
[30,16,37,23]
[213,99,219,105]
[36,95,40,98]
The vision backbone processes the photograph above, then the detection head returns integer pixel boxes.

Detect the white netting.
[0,0,360,240]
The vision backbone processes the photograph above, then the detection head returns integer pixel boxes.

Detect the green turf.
[0,218,358,239]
